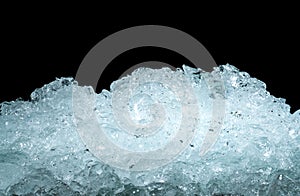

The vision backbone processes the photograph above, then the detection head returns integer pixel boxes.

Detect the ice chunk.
[0,65,299,195]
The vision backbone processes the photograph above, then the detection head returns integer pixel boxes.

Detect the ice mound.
[0,64,299,195]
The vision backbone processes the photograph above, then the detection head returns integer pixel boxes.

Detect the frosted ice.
[0,64,299,195]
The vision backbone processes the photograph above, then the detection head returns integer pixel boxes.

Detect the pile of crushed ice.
[0,64,299,195]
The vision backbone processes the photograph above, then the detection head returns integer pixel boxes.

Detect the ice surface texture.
[0,64,299,195]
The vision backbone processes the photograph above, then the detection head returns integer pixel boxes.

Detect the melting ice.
[0,64,299,195]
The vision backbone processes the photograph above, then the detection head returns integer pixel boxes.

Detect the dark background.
[1,12,299,113]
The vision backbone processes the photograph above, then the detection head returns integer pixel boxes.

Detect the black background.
[1,10,299,113]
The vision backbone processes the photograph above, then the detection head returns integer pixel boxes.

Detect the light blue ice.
[0,64,299,195]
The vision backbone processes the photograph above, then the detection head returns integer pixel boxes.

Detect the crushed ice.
[0,64,299,195]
